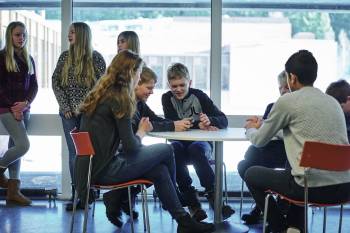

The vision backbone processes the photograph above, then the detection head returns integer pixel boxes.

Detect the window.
[73,1,211,115]
[221,1,350,191]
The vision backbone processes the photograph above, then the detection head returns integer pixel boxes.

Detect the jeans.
[171,140,214,192]
[97,143,187,219]
[245,166,350,232]
[59,113,81,183]
[237,140,288,180]
[0,111,30,179]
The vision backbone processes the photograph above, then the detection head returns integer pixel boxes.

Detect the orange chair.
[262,141,350,233]
[69,128,153,233]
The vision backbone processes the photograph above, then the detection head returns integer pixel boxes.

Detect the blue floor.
[0,198,349,233]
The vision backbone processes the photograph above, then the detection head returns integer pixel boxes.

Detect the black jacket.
[162,88,227,129]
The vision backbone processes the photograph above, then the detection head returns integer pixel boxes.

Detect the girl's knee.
[17,142,30,155]
[157,143,173,156]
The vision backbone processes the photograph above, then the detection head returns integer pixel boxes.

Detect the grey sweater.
[246,86,350,187]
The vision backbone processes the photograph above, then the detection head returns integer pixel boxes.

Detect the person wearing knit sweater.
[244,50,350,233]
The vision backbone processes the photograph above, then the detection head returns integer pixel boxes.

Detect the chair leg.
[322,207,327,233]
[128,186,135,233]
[338,205,343,233]
[92,194,96,217]
[239,180,244,218]
[304,184,308,233]
[144,185,151,232]
[70,189,79,233]
[141,185,147,232]
[223,162,228,205]
[262,193,271,233]
[83,189,91,233]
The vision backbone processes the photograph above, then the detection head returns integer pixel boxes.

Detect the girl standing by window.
[52,22,106,211]
[0,21,38,206]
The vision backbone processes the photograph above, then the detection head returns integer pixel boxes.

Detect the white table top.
[147,127,247,141]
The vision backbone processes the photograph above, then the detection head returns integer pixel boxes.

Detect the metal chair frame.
[262,141,350,233]
[69,129,152,233]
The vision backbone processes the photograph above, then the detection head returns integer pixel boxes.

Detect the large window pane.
[221,9,350,115]
[221,6,350,191]
[73,2,211,114]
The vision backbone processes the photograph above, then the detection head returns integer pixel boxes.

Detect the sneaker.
[188,206,208,221]
[222,204,235,220]
[177,213,215,233]
[205,190,235,219]
[241,205,262,224]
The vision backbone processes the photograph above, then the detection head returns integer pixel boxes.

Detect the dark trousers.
[237,140,288,180]
[245,166,350,232]
[171,140,214,192]
[98,143,186,219]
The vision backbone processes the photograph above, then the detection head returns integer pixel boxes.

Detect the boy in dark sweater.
[162,63,234,221]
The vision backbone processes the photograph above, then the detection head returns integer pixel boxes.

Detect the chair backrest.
[70,128,95,156]
[300,141,350,171]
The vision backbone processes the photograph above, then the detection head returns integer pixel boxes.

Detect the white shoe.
[286,227,301,233]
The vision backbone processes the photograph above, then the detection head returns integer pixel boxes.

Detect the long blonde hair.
[80,50,143,119]
[61,22,95,87]
[4,21,33,73]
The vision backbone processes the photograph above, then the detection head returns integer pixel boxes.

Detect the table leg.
[214,141,223,223]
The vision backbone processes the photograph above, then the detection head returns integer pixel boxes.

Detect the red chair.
[262,141,350,233]
[69,128,153,233]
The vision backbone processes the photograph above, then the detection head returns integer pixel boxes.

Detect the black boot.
[176,213,215,233]
[182,186,207,221]
[65,185,85,211]
[206,190,235,220]
[120,188,139,219]
[103,190,123,227]
[241,204,262,224]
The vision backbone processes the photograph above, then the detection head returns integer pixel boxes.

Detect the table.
[148,128,248,225]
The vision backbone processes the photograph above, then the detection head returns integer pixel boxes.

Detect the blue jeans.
[97,143,187,219]
[0,111,30,179]
[59,113,81,183]
[172,140,214,192]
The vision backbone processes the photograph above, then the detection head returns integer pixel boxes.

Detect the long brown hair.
[80,50,143,119]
